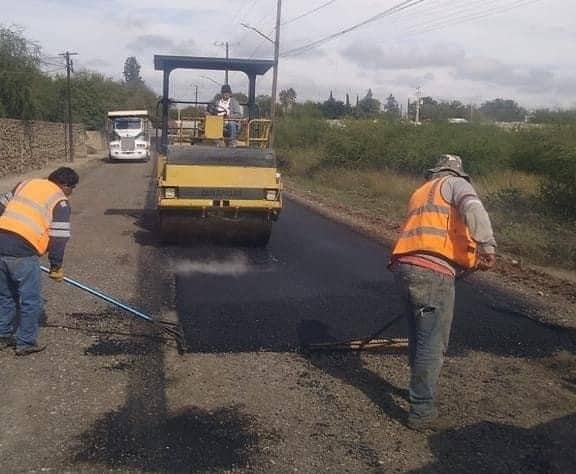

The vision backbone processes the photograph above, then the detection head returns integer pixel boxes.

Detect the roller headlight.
[164,187,177,199]
[265,190,278,201]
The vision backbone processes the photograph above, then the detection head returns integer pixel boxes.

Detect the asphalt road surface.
[0,156,574,473]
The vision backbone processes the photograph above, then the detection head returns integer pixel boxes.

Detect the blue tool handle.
[40,265,154,322]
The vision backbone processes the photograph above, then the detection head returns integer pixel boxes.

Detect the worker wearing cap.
[211,84,243,147]
[0,167,79,356]
[389,154,496,431]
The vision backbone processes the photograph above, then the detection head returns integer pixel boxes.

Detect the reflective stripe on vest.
[0,179,67,255]
[392,177,477,269]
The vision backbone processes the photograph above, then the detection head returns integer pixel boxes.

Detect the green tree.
[0,25,44,119]
[123,56,143,84]
[530,108,576,124]
[383,94,400,119]
[279,87,297,114]
[255,95,272,117]
[322,91,346,119]
[357,89,381,117]
[479,98,527,122]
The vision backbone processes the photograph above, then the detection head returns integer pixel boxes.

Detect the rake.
[304,314,408,352]
[40,266,186,354]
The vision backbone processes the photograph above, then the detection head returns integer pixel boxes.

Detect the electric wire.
[403,0,521,34]
[405,0,544,36]
[40,60,65,68]
[386,0,493,26]
[282,0,338,26]
[281,0,429,57]
[42,67,66,74]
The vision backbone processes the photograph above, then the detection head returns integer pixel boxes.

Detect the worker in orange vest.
[0,167,79,356]
[389,154,496,431]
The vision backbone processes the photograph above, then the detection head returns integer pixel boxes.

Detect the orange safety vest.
[392,177,477,269]
[0,179,67,255]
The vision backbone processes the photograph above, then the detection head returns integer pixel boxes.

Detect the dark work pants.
[392,263,455,420]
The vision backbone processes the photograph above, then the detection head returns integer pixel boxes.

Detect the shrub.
[538,146,576,219]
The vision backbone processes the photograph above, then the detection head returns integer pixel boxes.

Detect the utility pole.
[239,2,281,146]
[415,86,422,124]
[215,41,238,85]
[60,51,78,161]
[270,0,282,147]
[225,42,229,85]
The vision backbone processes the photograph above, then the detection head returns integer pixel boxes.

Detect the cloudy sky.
[4,0,576,109]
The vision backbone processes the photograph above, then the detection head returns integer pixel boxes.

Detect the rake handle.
[40,265,154,323]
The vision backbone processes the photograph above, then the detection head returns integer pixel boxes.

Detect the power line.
[42,67,66,74]
[282,0,338,26]
[405,0,544,36]
[281,0,429,57]
[40,59,65,68]
[379,0,504,36]
[232,3,276,58]
[232,0,263,25]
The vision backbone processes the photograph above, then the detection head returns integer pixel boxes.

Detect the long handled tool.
[306,306,439,351]
[40,266,185,353]
[305,314,408,351]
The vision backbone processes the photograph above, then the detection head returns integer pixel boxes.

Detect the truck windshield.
[114,118,142,130]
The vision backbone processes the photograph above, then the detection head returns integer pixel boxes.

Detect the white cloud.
[340,41,465,70]
[3,0,576,108]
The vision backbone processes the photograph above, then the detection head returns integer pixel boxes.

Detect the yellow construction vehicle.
[153,55,282,246]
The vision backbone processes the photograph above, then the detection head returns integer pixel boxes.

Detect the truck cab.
[107,110,151,161]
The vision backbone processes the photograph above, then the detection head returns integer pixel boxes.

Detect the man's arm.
[442,176,497,269]
[47,200,71,269]
[229,98,243,119]
[0,191,13,214]
[0,184,20,214]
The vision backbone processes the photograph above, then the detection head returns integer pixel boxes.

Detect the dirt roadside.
[284,181,576,331]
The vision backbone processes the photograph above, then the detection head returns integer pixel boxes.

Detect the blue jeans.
[0,255,43,348]
[224,121,238,140]
[392,263,455,420]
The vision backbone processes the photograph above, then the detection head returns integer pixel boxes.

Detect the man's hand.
[49,266,65,282]
[476,253,496,271]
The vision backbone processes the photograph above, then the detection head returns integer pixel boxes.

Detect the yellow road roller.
[154,55,282,246]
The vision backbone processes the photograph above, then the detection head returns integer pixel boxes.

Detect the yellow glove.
[49,267,65,282]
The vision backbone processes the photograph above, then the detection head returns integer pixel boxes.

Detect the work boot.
[15,344,47,356]
[406,412,449,432]
[0,337,16,350]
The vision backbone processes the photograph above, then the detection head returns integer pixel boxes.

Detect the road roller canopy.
[154,55,274,109]
[154,55,274,76]
[155,55,275,151]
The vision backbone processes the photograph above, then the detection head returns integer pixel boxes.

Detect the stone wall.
[0,118,87,178]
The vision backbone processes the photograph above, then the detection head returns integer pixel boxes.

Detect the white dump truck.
[106,110,151,161]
